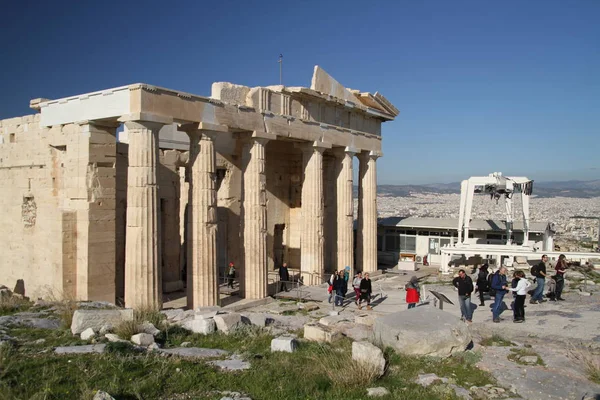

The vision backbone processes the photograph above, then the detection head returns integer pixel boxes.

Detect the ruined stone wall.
[0,115,117,302]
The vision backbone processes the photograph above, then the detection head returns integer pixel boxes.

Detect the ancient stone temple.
[0,66,398,309]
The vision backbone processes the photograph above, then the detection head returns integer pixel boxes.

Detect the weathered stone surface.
[373,307,471,358]
[104,333,127,343]
[131,333,154,346]
[366,387,390,397]
[271,336,298,353]
[355,313,376,326]
[519,355,539,365]
[161,309,185,321]
[182,318,216,335]
[55,344,106,354]
[246,313,267,327]
[352,341,385,377]
[148,343,160,351]
[303,323,340,343]
[298,302,320,311]
[80,327,96,341]
[416,373,449,387]
[93,391,116,400]
[319,315,347,327]
[99,324,113,335]
[159,347,229,359]
[209,355,250,371]
[214,313,245,334]
[71,309,133,335]
[449,384,472,400]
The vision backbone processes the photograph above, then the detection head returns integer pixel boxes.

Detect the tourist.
[490,266,509,323]
[343,266,350,297]
[333,270,346,306]
[530,255,549,304]
[507,270,531,323]
[358,272,372,310]
[452,269,474,323]
[405,276,420,309]
[476,264,490,306]
[352,272,363,305]
[327,272,336,303]
[278,262,290,292]
[553,254,567,301]
[226,262,236,289]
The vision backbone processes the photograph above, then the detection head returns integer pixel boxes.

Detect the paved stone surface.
[209,355,251,371]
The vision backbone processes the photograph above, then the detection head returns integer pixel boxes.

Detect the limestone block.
[303,323,340,343]
[131,333,154,346]
[93,390,116,400]
[99,324,113,335]
[104,333,127,343]
[80,327,96,341]
[139,321,161,337]
[246,313,268,327]
[373,307,471,358]
[71,309,134,334]
[352,341,385,377]
[416,373,448,387]
[148,343,161,351]
[182,318,216,335]
[159,347,229,359]
[355,314,376,326]
[55,344,106,354]
[214,313,245,334]
[271,336,298,353]
[366,387,390,397]
[319,315,347,327]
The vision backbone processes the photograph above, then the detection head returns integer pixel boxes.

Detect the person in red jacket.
[405,276,420,309]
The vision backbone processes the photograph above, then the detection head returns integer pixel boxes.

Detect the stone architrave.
[242,134,271,299]
[124,121,163,310]
[357,151,380,273]
[186,131,219,308]
[301,142,329,285]
[334,147,356,276]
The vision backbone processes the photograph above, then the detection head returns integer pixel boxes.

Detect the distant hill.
[361,179,600,198]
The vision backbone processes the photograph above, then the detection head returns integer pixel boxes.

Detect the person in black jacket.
[358,273,372,310]
[333,270,346,306]
[531,255,548,304]
[453,269,474,323]
[278,262,290,292]
[476,264,489,306]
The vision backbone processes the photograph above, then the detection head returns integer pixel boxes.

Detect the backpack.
[530,264,539,277]
[488,273,496,296]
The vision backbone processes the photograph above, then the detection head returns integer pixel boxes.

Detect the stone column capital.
[332,146,358,158]
[296,141,332,154]
[358,150,382,161]
[179,122,228,137]
[124,120,165,132]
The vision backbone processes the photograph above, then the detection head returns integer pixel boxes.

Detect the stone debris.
[183,318,216,335]
[180,341,191,347]
[131,333,154,346]
[214,390,252,400]
[352,341,386,377]
[318,315,348,327]
[416,373,448,387]
[303,323,340,343]
[214,313,246,334]
[34,338,46,345]
[245,313,268,327]
[297,302,320,311]
[366,387,390,397]
[0,314,60,330]
[104,333,127,343]
[159,347,229,359]
[354,313,376,326]
[448,384,472,400]
[55,344,106,354]
[93,391,116,400]
[71,309,134,335]
[517,355,539,365]
[271,336,298,353]
[469,385,508,399]
[373,307,471,358]
[147,342,160,351]
[99,324,113,335]
[209,354,251,371]
[80,327,96,341]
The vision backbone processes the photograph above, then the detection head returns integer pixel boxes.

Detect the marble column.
[242,137,269,299]
[301,142,328,285]
[358,151,380,273]
[186,131,219,308]
[124,121,162,310]
[335,147,356,278]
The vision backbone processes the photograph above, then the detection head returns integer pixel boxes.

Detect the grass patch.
[0,322,496,400]
[480,334,515,347]
[568,343,600,384]
[0,295,32,316]
[6,327,85,350]
[508,348,545,366]
[114,308,165,340]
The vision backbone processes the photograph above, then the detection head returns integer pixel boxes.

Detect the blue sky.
[1,0,598,184]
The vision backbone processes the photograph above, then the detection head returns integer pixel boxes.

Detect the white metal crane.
[457,172,534,247]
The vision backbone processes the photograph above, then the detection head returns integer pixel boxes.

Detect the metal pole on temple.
[278,54,283,85]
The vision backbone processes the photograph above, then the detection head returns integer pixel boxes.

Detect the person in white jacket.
[508,270,532,323]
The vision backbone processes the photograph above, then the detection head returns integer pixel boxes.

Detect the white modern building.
[377,217,554,266]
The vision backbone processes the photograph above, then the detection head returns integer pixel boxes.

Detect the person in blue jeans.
[490,266,509,323]
[452,269,474,323]
[530,255,548,304]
